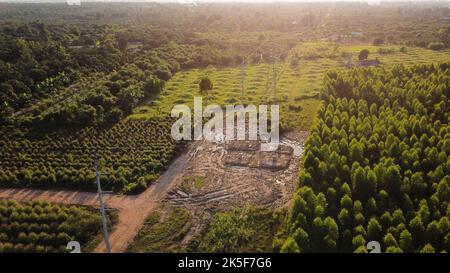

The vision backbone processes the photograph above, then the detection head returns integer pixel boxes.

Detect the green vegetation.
[4,40,443,194]
[128,206,286,253]
[1,3,449,194]
[127,207,191,253]
[358,49,370,61]
[0,2,450,253]
[0,4,299,126]
[283,62,450,253]
[130,42,449,130]
[181,176,206,193]
[194,207,286,253]
[0,200,115,253]
[0,118,181,194]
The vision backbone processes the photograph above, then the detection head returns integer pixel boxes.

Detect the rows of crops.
[0,117,180,194]
[0,200,111,253]
[282,62,450,253]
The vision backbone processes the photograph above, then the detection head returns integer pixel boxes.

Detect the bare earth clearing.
[160,130,307,248]
[0,131,307,252]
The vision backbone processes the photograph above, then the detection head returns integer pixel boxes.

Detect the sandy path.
[93,146,192,253]
[0,144,194,253]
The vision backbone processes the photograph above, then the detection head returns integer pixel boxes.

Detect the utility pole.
[95,153,111,253]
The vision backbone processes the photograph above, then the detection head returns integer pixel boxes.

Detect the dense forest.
[281,62,450,253]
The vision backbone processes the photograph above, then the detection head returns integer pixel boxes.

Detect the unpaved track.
[0,144,194,253]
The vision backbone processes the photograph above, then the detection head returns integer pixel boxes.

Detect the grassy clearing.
[191,206,287,253]
[127,207,191,253]
[181,175,206,193]
[339,44,450,66]
[130,42,449,131]
[130,56,321,130]
[127,205,286,253]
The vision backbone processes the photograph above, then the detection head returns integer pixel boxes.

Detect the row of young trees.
[281,62,450,253]
[38,63,165,128]
[0,200,110,253]
[0,118,181,194]
[0,21,130,122]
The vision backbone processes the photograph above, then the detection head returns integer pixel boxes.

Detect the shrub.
[358,49,369,60]
[427,42,445,50]
[372,38,384,46]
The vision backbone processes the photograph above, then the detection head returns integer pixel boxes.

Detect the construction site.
[158,130,308,248]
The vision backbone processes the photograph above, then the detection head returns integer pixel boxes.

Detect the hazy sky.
[0,0,448,2]
[0,0,449,5]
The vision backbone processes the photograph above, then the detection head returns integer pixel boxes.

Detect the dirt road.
[0,144,195,253]
[0,132,306,252]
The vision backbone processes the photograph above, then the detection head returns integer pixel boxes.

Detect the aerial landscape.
[0,0,449,257]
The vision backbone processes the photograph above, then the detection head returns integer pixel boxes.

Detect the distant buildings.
[326,34,343,42]
[356,59,381,67]
[344,57,381,68]
[351,32,364,38]
[66,0,81,6]
[367,0,381,6]
[127,42,144,53]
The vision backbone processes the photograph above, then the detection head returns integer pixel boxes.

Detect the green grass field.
[127,207,191,253]
[129,43,450,130]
